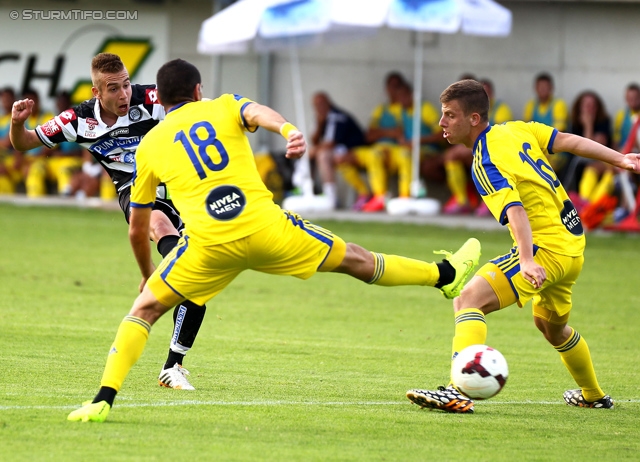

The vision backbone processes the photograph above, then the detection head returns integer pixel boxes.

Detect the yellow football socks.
[338,163,370,196]
[555,328,604,402]
[358,147,387,197]
[452,308,487,360]
[579,166,599,201]
[100,315,151,392]
[368,252,440,286]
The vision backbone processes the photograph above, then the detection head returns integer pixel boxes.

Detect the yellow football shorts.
[147,210,347,307]
[476,246,584,324]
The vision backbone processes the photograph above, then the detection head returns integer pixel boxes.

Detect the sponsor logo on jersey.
[109,152,136,164]
[110,128,130,137]
[206,185,246,221]
[86,117,98,130]
[41,119,61,137]
[59,110,77,124]
[561,200,584,235]
[145,88,159,104]
[90,136,141,155]
[84,131,98,138]
[129,107,142,121]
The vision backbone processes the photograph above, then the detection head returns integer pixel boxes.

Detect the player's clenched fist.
[12,99,34,124]
[285,130,306,159]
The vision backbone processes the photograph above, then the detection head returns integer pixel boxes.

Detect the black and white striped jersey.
[35,84,165,193]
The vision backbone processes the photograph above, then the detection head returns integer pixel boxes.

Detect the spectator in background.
[309,92,370,209]
[0,87,19,193]
[19,88,55,197]
[40,91,85,196]
[523,73,569,176]
[442,78,513,216]
[358,71,406,212]
[567,91,614,214]
[393,84,445,197]
[613,83,640,151]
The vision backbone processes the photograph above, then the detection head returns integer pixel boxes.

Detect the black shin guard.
[164,301,207,370]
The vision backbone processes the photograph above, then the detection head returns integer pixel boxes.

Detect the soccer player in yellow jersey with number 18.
[68,59,483,423]
[406,79,640,414]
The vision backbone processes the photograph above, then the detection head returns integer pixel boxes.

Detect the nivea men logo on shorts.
[110,128,130,137]
[129,107,142,121]
[561,200,583,235]
[206,185,246,221]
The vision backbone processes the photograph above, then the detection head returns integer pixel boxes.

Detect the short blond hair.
[91,53,125,88]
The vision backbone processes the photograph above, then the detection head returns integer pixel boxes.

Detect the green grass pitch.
[1,203,639,461]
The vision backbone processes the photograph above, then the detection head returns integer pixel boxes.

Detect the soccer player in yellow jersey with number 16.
[407,79,640,414]
[68,59,483,423]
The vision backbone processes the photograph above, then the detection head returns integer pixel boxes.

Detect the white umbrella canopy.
[198,0,512,211]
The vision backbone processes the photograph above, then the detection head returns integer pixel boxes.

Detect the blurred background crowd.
[3,68,638,230]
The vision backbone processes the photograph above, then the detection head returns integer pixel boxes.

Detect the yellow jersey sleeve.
[527,121,558,156]
[221,93,257,133]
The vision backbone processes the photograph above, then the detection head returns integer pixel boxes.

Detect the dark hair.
[626,83,640,93]
[440,79,489,123]
[156,59,201,106]
[385,71,407,87]
[458,73,477,81]
[22,87,39,100]
[570,90,609,128]
[535,72,553,86]
[480,78,494,93]
[0,87,15,97]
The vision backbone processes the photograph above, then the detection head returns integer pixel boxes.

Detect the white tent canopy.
[198,0,512,212]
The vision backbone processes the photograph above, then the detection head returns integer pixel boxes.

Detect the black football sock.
[435,260,455,289]
[164,301,207,370]
[93,386,117,407]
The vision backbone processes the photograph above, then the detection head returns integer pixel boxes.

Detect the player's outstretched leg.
[352,238,480,299]
[406,386,474,413]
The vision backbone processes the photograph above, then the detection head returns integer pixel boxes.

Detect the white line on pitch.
[1,399,639,411]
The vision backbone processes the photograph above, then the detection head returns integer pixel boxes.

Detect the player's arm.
[552,131,640,172]
[241,102,306,159]
[129,207,155,291]
[9,99,44,151]
[129,140,160,289]
[505,205,546,289]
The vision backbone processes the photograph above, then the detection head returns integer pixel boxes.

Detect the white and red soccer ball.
[451,344,509,400]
